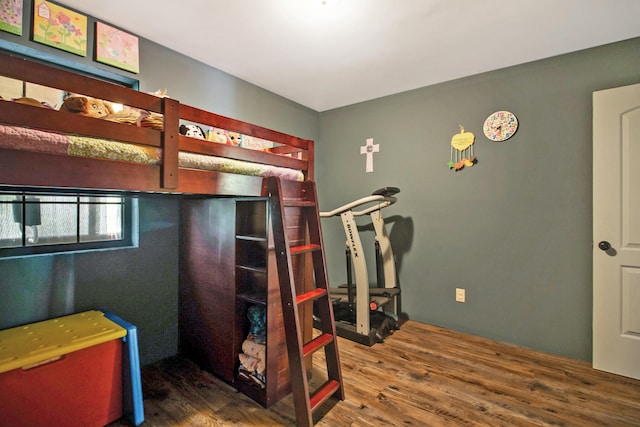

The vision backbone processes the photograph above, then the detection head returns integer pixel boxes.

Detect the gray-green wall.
[0,197,181,365]
[316,37,640,361]
[2,0,639,364]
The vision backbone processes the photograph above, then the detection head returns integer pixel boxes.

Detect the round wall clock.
[483,111,518,141]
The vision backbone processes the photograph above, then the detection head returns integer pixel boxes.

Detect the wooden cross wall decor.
[360,138,379,173]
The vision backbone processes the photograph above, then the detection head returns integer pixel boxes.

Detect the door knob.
[598,241,611,251]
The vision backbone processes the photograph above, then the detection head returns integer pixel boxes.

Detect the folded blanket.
[179,151,303,181]
[68,134,160,164]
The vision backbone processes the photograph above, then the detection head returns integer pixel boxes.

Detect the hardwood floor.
[108,321,640,426]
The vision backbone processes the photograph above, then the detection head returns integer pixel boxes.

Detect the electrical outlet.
[455,288,466,303]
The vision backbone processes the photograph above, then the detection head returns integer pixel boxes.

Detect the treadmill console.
[372,187,400,197]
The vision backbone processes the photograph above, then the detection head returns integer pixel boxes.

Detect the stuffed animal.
[206,127,231,144]
[241,135,274,151]
[59,95,114,118]
[247,305,266,343]
[227,131,242,146]
[179,124,206,140]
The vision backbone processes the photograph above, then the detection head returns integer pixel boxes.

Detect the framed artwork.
[0,0,23,35]
[95,22,139,73]
[32,1,87,56]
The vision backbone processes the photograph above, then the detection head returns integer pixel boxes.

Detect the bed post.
[306,140,315,181]
[161,98,180,189]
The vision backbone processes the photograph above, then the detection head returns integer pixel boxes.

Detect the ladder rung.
[283,199,316,208]
[290,244,321,255]
[302,333,334,358]
[309,379,341,413]
[296,288,327,305]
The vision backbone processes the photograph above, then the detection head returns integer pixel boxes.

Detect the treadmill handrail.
[320,194,397,218]
[352,198,397,217]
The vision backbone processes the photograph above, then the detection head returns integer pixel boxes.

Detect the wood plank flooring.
[108,321,640,426]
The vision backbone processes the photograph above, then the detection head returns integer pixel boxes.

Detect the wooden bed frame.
[0,51,314,195]
[0,51,317,410]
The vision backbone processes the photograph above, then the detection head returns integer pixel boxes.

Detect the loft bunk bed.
[0,51,324,415]
[0,51,314,195]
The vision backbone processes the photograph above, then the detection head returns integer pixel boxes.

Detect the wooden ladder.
[265,176,345,427]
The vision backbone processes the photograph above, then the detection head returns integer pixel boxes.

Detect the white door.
[593,83,640,380]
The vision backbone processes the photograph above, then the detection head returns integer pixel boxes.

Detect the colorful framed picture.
[95,22,139,73]
[32,1,87,56]
[0,0,24,35]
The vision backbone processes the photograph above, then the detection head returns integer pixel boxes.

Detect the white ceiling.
[57,0,640,112]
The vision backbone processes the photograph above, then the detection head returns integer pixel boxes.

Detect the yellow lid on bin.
[0,310,126,374]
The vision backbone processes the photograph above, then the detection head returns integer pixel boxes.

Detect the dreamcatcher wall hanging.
[448,125,476,171]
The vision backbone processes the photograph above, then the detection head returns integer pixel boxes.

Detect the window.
[0,190,137,258]
[0,76,65,109]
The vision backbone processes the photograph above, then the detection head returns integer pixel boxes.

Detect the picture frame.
[95,22,139,73]
[32,1,87,56]
[0,0,23,36]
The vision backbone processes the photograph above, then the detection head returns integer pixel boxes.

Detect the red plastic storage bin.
[0,311,127,427]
